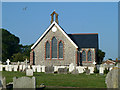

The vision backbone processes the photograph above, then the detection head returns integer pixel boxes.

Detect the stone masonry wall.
[33,25,77,66]
[80,48,95,66]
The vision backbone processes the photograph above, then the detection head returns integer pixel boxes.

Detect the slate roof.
[68,33,99,50]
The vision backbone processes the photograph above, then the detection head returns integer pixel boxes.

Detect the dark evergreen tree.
[98,49,105,64]
[1,28,20,62]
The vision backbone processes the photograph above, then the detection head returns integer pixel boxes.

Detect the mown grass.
[2,71,107,88]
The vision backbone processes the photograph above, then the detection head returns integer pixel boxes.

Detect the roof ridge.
[68,33,98,35]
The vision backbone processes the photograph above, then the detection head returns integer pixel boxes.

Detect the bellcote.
[51,10,59,24]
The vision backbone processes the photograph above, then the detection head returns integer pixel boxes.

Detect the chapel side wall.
[34,25,77,66]
[81,48,96,66]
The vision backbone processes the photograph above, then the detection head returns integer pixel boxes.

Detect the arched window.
[46,41,50,58]
[59,41,63,58]
[82,50,86,61]
[88,50,92,61]
[52,37,57,58]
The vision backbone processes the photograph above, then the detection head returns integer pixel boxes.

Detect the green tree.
[12,52,24,62]
[19,44,33,60]
[1,28,34,62]
[1,28,20,62]
[98,49,105,64]
[11,44,33,62]
[12,52,30,62]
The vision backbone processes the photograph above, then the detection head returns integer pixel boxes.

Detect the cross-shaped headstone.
[6,59,10,65]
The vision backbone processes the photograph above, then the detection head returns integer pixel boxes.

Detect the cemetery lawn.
[2,71,107,88]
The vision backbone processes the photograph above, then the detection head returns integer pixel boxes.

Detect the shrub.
[54,71,58,74]
[94,67,99,73]
[104,68,109,74]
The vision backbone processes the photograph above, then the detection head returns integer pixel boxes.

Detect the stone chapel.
[30,11,99,67]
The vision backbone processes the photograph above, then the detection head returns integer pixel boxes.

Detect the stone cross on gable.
[6,59,10,65]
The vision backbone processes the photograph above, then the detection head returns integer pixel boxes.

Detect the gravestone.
[0,65,2,71]
[41,66,45,72]
[17,61,20,65]
[86,69,90,75]
[5,59,10,71]
[71,68,79,74]
[105,68,120,88]
[32,65,36,72]
[58,68,67,74]
[88,67,94,74]
[54,66,58,72]
[19,65,22,71]
[99,66,104,75]
[45,66,54,73]
[77,67,84,73]
[109,67,113,71]
[8,65,12,71]
[5,65,8,71]
[69,63,74,72]
[26,69,33,76]
[28,65,31,69]
[36,65,41,72]
[22,65,26,71]
[6,59,10,65]
[0,77,6,89]
[13,65,18,71]
[13,76,35,88]
[93,61,96,65]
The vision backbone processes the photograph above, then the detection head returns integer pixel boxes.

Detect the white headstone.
[41,66,45,72]
[5,65,8,71]
[93,61,96,65]
[32,65,36,72]
[109,67,113,71]
[0,61,2,65]
[54,66,58,72]
[36,65,41,72]
[8,65,12,71]
[13,65,18,71]
[19,65,22,71]
[99,67,104,74]
[17,61,20,65]
[22,65,26,71]
[88,67,94,74]
[8,65,13,71]
[0,65,2,71]
[6,59,10,65]
[28,65,30,69]
[77,66,84,73]
[69,63,74,72]
[60,66,66,68]
[26,69,33,76]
